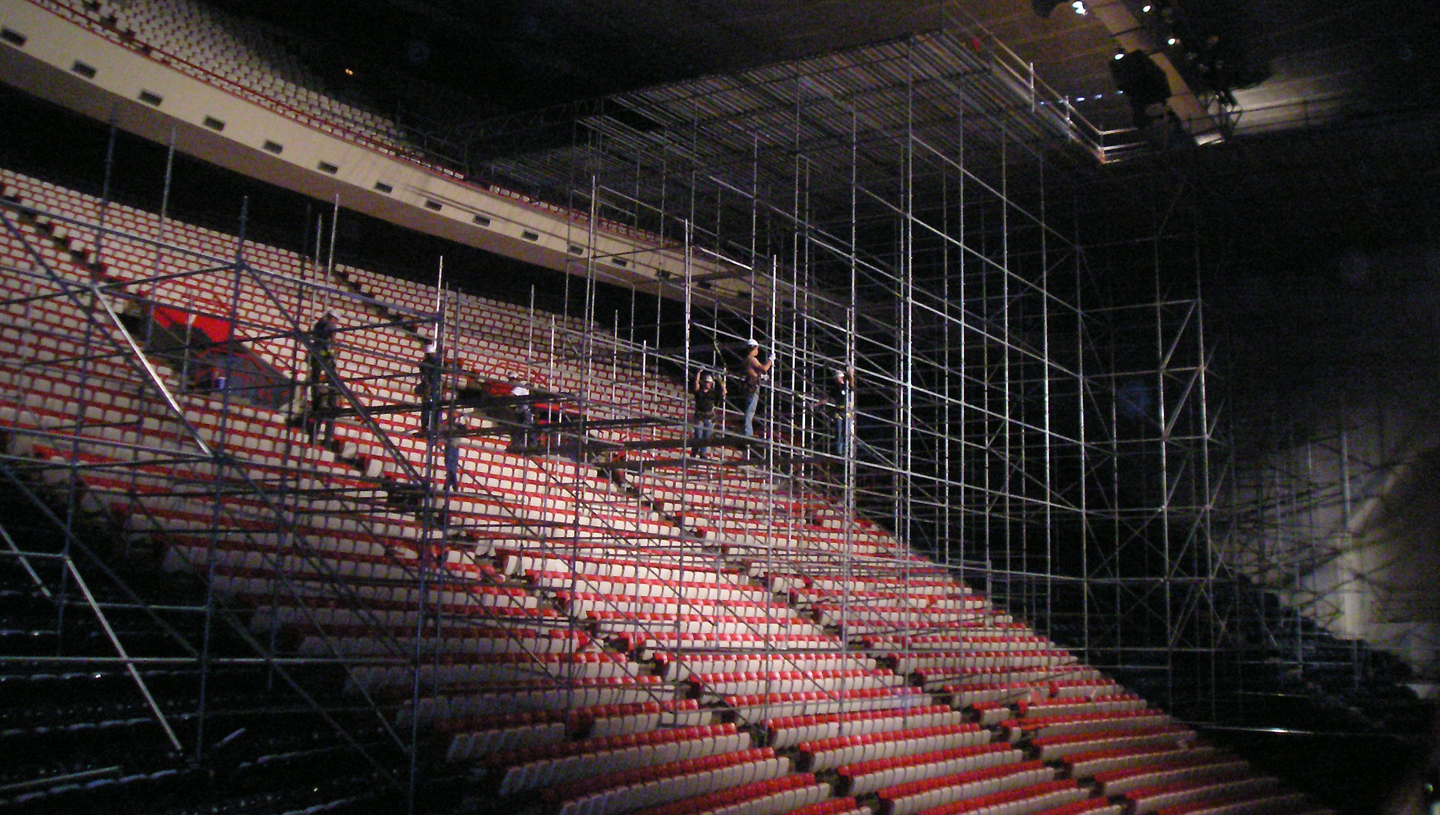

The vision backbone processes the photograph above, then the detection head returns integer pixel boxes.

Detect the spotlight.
[1142,4,1153,11]
[1071,1,1088,14]
[1167,36,1178,45]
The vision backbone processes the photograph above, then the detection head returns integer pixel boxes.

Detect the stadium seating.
[38,0,413,155]
[0,166,1328,815]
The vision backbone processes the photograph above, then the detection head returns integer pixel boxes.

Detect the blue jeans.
[445,440,460,490]
[833,412,849,457]
[743,391,759,436]
[691,413,715,454]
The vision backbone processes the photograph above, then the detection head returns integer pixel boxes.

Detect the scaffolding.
[0,137,460,805]
[1220,310,1440,721]
[478,3,1225,721]
[1051,173,1225,724]
[0,5,1251,812]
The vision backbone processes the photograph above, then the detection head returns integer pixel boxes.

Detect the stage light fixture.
[1110,49,1172,127]
[1160,0,1272,95]
[1142,4,1153,11]
[1071,1,1089,15]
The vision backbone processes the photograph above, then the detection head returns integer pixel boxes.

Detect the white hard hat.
[745,338,759,348]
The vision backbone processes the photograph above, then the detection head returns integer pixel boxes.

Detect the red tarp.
[152,304,235,343]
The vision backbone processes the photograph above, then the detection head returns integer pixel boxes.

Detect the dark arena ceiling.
[210,0,1437,129]
[210,0,1122,112]
[206,0,1440,270]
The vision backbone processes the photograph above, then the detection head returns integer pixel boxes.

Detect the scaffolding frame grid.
[0,10,1242,811]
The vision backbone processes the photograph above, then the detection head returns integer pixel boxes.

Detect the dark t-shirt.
[311,318,334,355]
[417,353,443,398]
[826,377,851,413]
[309,319,335,384]
[693,384,722,415]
